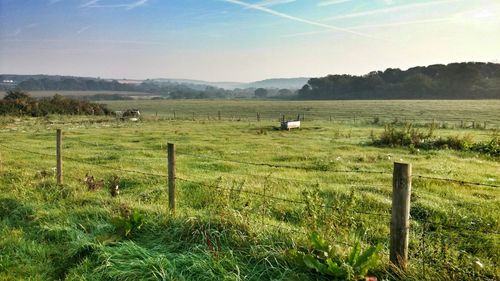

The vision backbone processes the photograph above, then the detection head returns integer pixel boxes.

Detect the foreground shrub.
[286,232,381,280]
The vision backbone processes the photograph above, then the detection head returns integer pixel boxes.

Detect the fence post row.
[390,162,412,270]
[168,143,176,214]
[56,129,63,185]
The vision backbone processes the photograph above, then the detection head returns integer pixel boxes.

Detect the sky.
[0,0,499,82]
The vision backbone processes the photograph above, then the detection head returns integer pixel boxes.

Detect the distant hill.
[150,78,242,90]
[150,78,309,90]
[299,62,500,100]
[244,78,310,89]
[1,75,309,92]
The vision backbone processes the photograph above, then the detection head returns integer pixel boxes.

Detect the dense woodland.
[298,62,500,99]
[0,90,111,116]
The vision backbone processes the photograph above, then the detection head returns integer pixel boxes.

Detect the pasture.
[0,100,499,280]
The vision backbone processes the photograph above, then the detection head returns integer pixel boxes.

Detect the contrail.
[254,0,296,7]
[324,0,462,20]
[318,0,352,7]
[282,17,453,38]
[224,0,380,40]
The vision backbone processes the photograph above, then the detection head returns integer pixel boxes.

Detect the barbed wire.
[418,220,500,236]
[2,143,497,189]
[201,170,392,189]
[176,176,392,218]
[0,143,55,158]
[177,151,390,174]
[414,174,500,188]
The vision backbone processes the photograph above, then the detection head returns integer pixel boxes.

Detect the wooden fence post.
[391,162,412,270]
[257,112,261,122]
[56,129,63,185]
[218,111,221,121]
[173,111,176,120]
[168,143,176,213]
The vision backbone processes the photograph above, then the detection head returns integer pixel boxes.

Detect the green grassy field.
[104,99,500,129]
[0,100,499,280]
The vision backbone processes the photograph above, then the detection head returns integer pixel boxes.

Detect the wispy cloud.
[224,0,379,40]
[5,23,39,37]
[318,0,352,7]
[80,0,99,8]
[80,0,148,10]
[126,0,147,10]
[324,0,462,20]
[254,0,296,7]
[76,25,92,34]
[48,0,63,5]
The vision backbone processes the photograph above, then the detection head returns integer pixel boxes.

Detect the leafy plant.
[374,122,434,147]
[287,232,381,280]
[112,206,145,237]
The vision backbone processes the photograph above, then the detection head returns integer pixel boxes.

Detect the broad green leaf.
[309,232,329,252]
[354,245,381,276]
[325,258,345,277]
[347,241,361,265]
[303,254,327,273]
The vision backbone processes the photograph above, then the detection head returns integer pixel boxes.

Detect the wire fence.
[143,110,500,128]
[0,137,498,278]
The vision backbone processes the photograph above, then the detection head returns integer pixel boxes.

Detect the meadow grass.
[0,100,499,280]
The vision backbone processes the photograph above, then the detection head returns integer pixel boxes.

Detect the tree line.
[298,62,500,99]
[0,90,112,116]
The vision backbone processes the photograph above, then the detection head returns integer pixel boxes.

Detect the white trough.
[281,120,301,130]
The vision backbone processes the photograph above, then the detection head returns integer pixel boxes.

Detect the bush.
[372,123,499,157]
[374,123,434,147]
[0,90,111,116]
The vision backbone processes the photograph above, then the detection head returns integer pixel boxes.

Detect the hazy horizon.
[1,0,499,82]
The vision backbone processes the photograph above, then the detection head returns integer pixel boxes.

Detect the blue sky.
[0,0,499,82]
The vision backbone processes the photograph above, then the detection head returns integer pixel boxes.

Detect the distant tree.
[297,62,500,100]
[254,88,268,98]
[278,89,292,96]
[298,84,311,99]
[4,89,31,101]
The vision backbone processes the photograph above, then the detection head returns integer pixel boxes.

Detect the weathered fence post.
[173,111,176,120]
[56,129,63,185]
[168,143,176,213]
[391,162,412,270]
[218,111,221,121]
[257,112,261,122]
